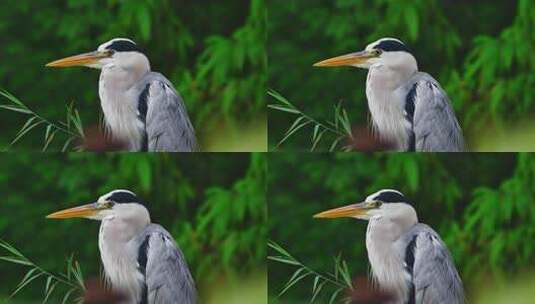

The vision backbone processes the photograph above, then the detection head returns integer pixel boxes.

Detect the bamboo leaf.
[329,287,345,304]
[11,271,43,297]
[311,278,327,303]
[267,256,300,266]
[43,129,58,151]
[268,89,294,107]
[268,104,300,114]
[11,120,44,146]
[61,288,76,304]
[311,129,326,151]
[285,116,306,136]
[0,256,33,266]
[43,280,59,303]
[279,271,310,296]
[269,241,295,258]
[0,104,32,114]
[277,120,311,147]
[341,260,352,288]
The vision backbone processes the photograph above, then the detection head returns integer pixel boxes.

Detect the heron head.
[46,38,150,71]
[313,38,417,71]
[314,189,417,223]
[46,189,150,223]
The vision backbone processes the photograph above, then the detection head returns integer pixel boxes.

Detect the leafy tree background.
[268,153,535,303]
[0,153,266,303]
[0,0,266,151]
[268,0,535,151]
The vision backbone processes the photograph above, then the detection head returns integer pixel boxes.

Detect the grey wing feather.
[142,73,197,152]
[142,224,197,304]
[406,224,464,304]
[410,73,465,152]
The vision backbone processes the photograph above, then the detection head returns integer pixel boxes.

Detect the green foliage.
[0,240,85,304]
[268,90,353,151]
[445,154,535,283]
[0,90,84,151]
[268,0,533,151]
[268,153,535,302]
[176,154,267,278]
[0,153,266,301]
[0,0,266,150]
[268,241,351,303]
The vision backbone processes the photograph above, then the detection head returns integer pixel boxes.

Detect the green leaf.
[277,120,311,147]
[0,104,32,114]
[268,104,300,114]
[11,270,43,297]
[267,256,300,266]
[0,256,32,266]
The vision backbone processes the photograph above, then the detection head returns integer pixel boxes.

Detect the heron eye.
[375,201,383,207]
[374,49,383,56]
[102,201,115,208]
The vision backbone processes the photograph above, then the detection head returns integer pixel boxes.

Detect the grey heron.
[46,38,197,152]
[314,189,464,304]
[314,38,465,152]
[46,189,197,304]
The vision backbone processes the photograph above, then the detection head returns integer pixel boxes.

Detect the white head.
[314,189,418,227]
[46,38,150,72]
[46,189,151,226]
[313,37,418,72]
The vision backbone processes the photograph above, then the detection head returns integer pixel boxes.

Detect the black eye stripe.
[374,40,410,53]
[105,40,141,52]
[374,191,411,205]
[108,191,142,204]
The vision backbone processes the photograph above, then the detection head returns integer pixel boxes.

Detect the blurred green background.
[268,153,535,303]
[268,0,535,151]
[0,153,266,303]
[0,0,266,152]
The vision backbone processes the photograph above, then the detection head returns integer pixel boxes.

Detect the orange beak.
[314,202,373,219]
[46,51,109,68]
[46,203,99,219]
[313,51,375,67]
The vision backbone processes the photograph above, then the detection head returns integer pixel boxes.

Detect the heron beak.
[313,51,374,67]
[45,51,109,68]
[46,203,99,219]
[313,202,371,218]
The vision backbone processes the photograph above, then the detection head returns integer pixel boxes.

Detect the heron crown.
[369,189,412,205]
[102,38,142,53]
[371,38,411,53]
[105,189,145,205]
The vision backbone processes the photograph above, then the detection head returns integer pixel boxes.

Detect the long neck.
[365,66,417,151]
[98,66,149,151]
[98,218,148,303]
[365,215,417,303]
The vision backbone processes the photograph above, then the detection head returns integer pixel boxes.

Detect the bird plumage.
[47,38,197,152]
[399,224,464,304]
[365,49,464,152]
[97,40,197,152]
[314,37,465,152]
[138,224,197,304]
[134,72,197,152]
[47,189,197,304]
[314,189,464,304]
[366,194,464,304]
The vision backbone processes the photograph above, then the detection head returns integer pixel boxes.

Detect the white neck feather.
[98,217,147,303]
[366,217,408,303]
[365,63,416,151]
[98,61,149,151]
